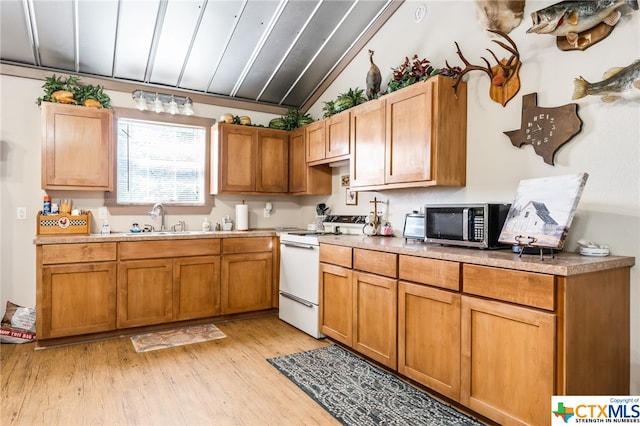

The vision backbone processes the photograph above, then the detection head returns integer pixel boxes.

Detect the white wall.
[1,0,638,391]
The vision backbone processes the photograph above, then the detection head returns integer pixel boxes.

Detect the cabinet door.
[41,102,113,190]
[218,124,256,192]
[305,120,325,163]
[288,129,332,195]
[288,128,307,193]
[352,271,397,369]
[39,263,116,338]
[325,110,350,159]
[461,296,555,426]
[256,129,289,192]
[350,99,385,188]
[173,256,221,321]
[118,259,173,328]
[319,263,353,345]
[221,252,273,314]
[385,82,432,184]
[398,282,460,400]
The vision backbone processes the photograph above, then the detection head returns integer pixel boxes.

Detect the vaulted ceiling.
[0,0,401,112]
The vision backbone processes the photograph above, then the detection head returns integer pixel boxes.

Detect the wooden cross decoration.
[504,93,583,165]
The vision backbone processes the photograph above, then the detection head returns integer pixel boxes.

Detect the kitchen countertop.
[33,229,279,245]
[317,235,636,277]
[33,231,635,277]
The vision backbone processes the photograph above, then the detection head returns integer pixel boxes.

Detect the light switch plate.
[17,207,27,220]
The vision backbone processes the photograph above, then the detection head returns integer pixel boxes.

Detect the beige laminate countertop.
[33,229,280,245]
[317,235,635,277]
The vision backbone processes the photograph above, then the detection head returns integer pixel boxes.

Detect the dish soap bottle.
[202,217,211,231]
[101,220,110,236]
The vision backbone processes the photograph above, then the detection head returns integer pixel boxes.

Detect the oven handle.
[280,291,314,307]
[281,241,317,249]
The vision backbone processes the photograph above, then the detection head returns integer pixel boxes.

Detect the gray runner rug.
[268,345,484,426]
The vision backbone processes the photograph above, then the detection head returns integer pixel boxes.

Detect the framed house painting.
[499,173,589,250]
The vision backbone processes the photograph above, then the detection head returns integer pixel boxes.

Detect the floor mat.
[130,323,226,353]
[268,344,483,426]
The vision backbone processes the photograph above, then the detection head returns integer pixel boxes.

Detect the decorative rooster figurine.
[366,49,382,100]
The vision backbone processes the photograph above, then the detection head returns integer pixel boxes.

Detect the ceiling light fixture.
[131,90,196,116]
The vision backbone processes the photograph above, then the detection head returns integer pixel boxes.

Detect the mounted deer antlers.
[447,29,522,106]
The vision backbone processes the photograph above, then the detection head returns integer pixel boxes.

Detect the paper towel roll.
[235,204,249,230]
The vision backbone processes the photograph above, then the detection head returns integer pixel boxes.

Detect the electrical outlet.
[263,208,271,218]
[17,207,27,220]
[98,207,108,219]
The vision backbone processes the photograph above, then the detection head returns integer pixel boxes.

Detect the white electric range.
[278,215,367,338]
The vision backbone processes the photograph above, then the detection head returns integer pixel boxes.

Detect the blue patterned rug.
[268,345,484,426]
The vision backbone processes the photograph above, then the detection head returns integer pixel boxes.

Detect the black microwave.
[424,203,511,249]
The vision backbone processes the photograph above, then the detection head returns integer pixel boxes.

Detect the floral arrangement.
[36,74,111,108]
[386,55,461,94]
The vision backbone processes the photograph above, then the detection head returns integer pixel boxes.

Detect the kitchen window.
[105,108,215,214]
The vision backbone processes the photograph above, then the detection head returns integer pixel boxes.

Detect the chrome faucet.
[148,203,166,231]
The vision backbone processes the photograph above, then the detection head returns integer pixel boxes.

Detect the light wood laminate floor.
[1,315,338,426]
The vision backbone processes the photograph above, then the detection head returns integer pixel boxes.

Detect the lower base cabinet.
[353,271,397,368]
[40,262,117,338]
[221,237,275,314]
[36,237,276,342]
[398,282,461,401]
[319,263,353,346]
[319,246,397,369]
[173,256,221,320]
[221,252,272,314]
[118,259,173,328]
[461,295,555,426]
[320,243,632,426]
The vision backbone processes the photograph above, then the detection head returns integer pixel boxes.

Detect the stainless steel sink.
[121,230,213,237]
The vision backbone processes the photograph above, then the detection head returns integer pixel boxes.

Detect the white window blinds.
[116,118,206,205]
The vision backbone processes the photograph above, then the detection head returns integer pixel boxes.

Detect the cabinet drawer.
[222,237,273,254]
[120,239,220,260]
[353,249,397,278]
[320,244,352,268]
[399,255,460,291]
[41,243,117,264]
[463,264,555,310]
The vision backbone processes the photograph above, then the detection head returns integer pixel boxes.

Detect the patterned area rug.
[268,345,483,426]
[130,324,226,353]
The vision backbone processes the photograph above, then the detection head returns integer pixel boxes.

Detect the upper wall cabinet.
[41,102,113,191]
[289,128,332,195]
[306,109,350,166]
[211,123,289,194]
[350,76,467,191]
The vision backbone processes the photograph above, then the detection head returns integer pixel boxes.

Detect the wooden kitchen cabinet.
[221,237,274,314]
[320,244,397,369]
[319,262,353,345]
[37,243,117,339]
[211,123,288,194]
[118,259,173,328]
[173,256,221,320]
[288,127,331,195]
[461,295,555,426]
[41,102,113,190]
[352,271,397,368]
[117,239,221,328]
[305,110,350,165]
[350,76,467,191]
[349,98,386,188]
[398,255,462,400]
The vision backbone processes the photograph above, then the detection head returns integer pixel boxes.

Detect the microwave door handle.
[462,208,469,241]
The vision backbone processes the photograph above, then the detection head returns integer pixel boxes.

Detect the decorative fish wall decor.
[527,0,639,50]
[573,59,640,102]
